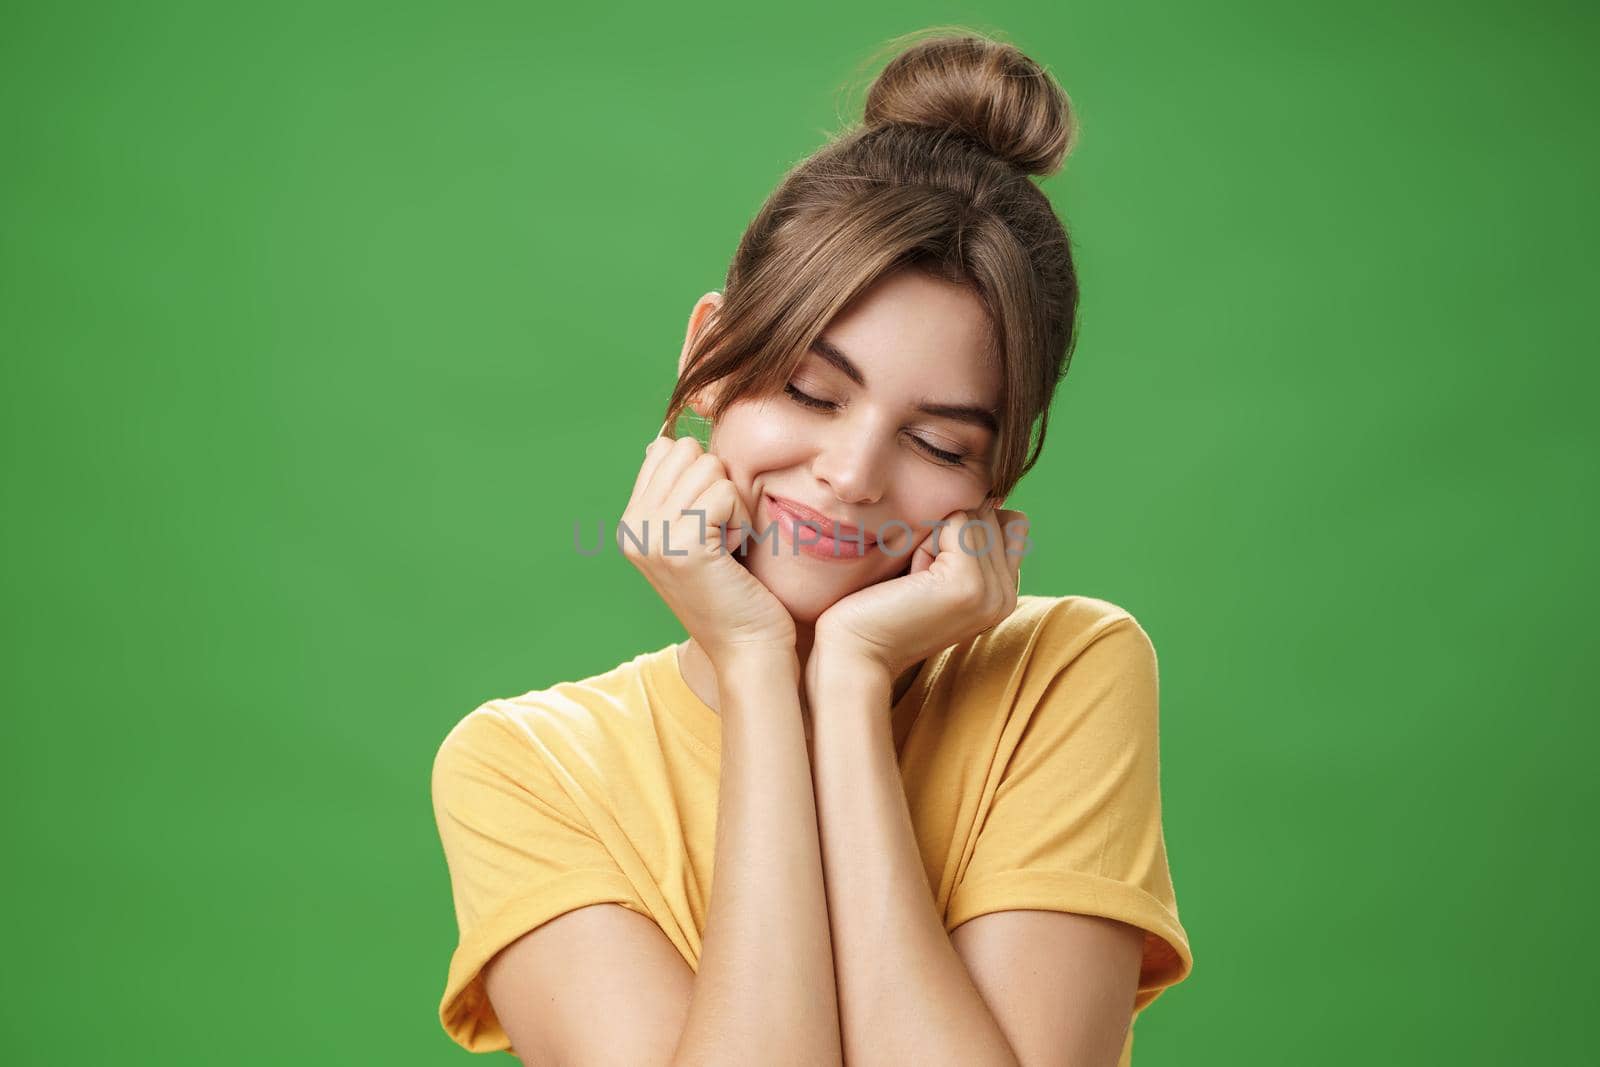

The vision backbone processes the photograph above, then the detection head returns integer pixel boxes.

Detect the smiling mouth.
[763,494,877,560]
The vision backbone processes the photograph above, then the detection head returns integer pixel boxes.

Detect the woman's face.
[681,268,1003,625]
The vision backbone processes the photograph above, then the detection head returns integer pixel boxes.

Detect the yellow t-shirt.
[431,594,1193,1063]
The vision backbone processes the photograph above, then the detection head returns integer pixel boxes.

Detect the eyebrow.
[809,334,1001,435]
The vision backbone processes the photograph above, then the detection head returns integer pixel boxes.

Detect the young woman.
[432,30,1193,1067]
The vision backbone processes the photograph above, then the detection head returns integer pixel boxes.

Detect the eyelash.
[782,383,969,467]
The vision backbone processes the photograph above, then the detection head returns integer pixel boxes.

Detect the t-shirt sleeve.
[431,702,651,1052]
[944,610,1194,1011]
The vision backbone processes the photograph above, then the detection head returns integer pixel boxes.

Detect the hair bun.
[862,33,1076,178]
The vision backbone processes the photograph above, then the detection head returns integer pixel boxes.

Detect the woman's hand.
[811,500,1028,683]
[619,434,797,674]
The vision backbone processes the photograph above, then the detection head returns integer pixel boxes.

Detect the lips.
[765,494,877,547]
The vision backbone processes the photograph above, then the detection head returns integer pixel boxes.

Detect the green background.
[4,1,1594,1062]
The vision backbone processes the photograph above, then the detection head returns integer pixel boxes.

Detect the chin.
[744,552,873,626]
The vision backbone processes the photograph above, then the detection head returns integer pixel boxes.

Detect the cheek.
[711,400,809,482]
[899,473,975,527]
[886,485,978,555]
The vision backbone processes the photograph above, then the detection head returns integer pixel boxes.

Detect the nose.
[809,416,889,506]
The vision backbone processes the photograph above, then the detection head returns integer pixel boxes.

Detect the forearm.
[807,657,1019,1067]
[672,650,844,1067]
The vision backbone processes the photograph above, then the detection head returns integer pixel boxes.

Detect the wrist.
[809,630,896,677]
[714,644,801,689]
[804,645,895,702]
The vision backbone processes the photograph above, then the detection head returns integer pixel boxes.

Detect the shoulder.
[930,594,1160,738]
[965,593,1155,676]
[432,651,659,791]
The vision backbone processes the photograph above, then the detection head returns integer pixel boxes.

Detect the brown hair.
[663,27,1080,500]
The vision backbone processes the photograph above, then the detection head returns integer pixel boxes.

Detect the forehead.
[816,269,1000,403]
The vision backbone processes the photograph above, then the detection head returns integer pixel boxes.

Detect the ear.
[678,291,724,414]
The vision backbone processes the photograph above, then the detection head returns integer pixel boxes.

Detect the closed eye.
[782,383,970,467]
[783,382,835,411]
